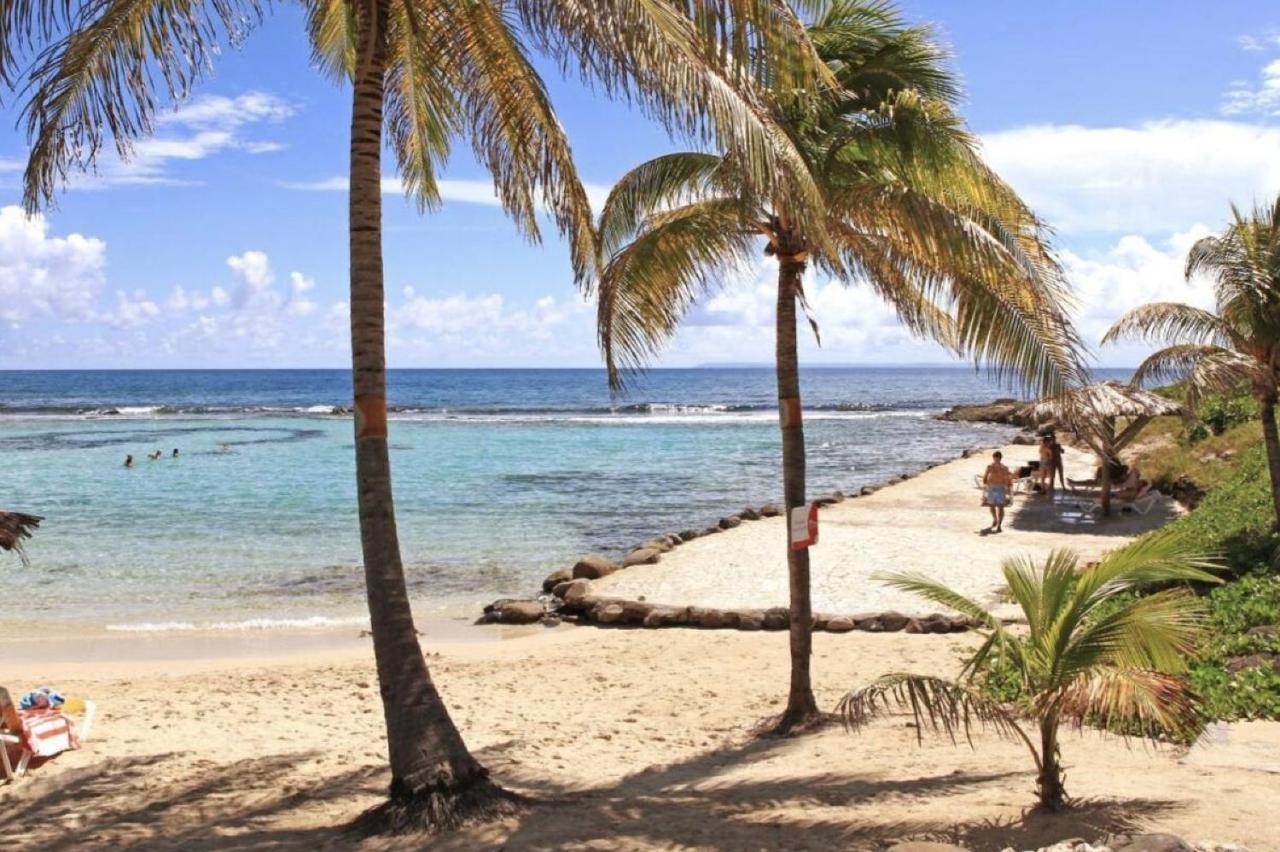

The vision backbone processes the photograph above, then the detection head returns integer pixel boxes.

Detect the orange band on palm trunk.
[355,396,388,440]
[779,397,802,430]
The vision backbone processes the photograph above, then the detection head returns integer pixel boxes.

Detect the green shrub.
[1199,394,1258,436]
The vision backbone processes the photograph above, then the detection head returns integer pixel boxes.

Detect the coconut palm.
[1103,197,1280,529]
[837,530,1219,811]
[4,0,835,832]
[594,0,1083,734]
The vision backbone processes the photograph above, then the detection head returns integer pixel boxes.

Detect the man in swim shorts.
[983,450,1013,532]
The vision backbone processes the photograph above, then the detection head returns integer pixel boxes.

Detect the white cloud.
[286,271,317,317]
[283,175,612,213]
[1239,31,1280,52]
[980,120,1280,235]
[99,289,160,328]
[61,90,294,190]
[1222,58,1280,117]
[0,205,106,323]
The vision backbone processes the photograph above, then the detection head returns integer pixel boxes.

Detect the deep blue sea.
[0,368,1127,634]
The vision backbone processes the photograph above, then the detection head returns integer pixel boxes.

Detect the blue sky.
[1,1,1278,369]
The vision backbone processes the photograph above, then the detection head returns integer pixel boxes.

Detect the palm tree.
[1103,197,1280,529]
[5,0,835,832]
[837,531,1219,811]
[594,0,1083,734]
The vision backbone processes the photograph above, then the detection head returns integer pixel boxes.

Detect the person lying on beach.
[1116,465,1149,501]
[982,451,1013,533]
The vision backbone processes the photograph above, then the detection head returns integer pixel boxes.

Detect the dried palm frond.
[0,511,42,566]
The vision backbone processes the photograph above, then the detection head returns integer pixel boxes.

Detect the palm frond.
[837,673,1038,763]
[0,511,42,567]
[597,196,756,389]
[1053,668,1201,741]
[1127,345,1252,402]
[875,571,998,628]
[1102,302,1234,349]
[597,151,737,259]
[20,0,266,211]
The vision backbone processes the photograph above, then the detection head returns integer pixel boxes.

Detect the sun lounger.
[972,474,1036,494]
[1061,485,1163,520]
[1,686,94,782]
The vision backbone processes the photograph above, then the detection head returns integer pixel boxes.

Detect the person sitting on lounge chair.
[1115,465,1150,501]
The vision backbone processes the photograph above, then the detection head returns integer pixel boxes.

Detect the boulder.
[690,607,728,629]
[887,843,972,852]
[762,607,790,631]
[759,503,782,517]
[572,554,620,580]
[542,568,573,593]
[641,537,674,553]
[813,491,844,506]
[737,612,764,630]
[1011,432,1038,445]
[878,611,910,632]
[702,526,722,537]
[738,506,762,521]
[595,603,627,624]
[860,485,879,496]
[718,516,742,530]
[906,613,953,635]
[825,615,855,633]
[1108,834,1195,852]
[557,580,593,611]
[677,529,701,543]
[642,606,688,628]
[481,599,545,625]
[947,615,974,633]
[853,613,885,632]
[622,547,662,567]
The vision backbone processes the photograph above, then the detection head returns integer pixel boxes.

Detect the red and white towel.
[18,708,79,758]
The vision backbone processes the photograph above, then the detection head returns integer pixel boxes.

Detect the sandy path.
[1,628,1273,851]
[593,442,1181,614]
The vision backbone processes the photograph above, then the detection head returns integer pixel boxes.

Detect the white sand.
[594,443,1182,615]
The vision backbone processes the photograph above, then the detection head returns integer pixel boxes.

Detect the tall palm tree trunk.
[1257,391,1280,530]
[770,251,821,734]
[347,0,514,832]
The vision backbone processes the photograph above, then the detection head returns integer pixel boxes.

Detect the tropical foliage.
[837,532,1220,810]
[1104,196,1280,529]
[3,0,839,833]
[594,0,1083,732]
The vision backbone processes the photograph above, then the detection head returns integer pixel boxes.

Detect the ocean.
[0,367,1125,635]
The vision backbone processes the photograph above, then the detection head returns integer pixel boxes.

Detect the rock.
[1011,432,1038,445]
[557,580,593,610]
[481,599,544,625]
[642,606,688,628]
[762,607,790,631]
[878,611,910,632]
[759,503,781,517]
[622,547,662,568]
[860,485,879,496]
[938,399,1031,426]
[542,568,573,592]
[814,491,844,506]
[718,516,742,530]
[664,533,683,547]
[825,615,855,633]
[701,526,722,537]
[1224,653,1280,674]
[853,613,883,631]
[1108,834,1194,852]
[887,843,972,852]
[1194,843,1251,852]
[947,615,973,633]
[906,613,953,635]
[541,613,562,628]
[595,603,626,624]
[1245,625,1278,638]
[572,554,620,580]
[641,537,674,553]
[690,607,728,629]
[737,612,764,630]
[738,506,762,521]
[677,529,701,542]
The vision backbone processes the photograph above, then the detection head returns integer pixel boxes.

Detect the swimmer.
[171,448,179,458]
[124,454,133,468]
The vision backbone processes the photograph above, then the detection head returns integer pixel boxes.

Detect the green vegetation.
[840,532,1218,811]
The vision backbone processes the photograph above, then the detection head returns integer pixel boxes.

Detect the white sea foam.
[105,615,368,633]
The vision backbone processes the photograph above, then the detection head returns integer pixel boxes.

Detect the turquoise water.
[0,368,1093,633]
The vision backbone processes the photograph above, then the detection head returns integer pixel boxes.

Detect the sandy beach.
[2,443,1274,851]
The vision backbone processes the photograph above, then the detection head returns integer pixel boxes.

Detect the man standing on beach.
[983,451,1013,533]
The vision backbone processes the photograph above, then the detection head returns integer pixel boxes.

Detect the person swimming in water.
[171,448,179,458]
[147,449,162,460]
[124,454,133,467]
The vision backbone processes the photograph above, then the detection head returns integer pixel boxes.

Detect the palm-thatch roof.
[0,512,42,566]
[1027,381,1182,426]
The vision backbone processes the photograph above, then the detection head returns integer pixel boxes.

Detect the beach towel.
[19,687,64,710]
[16,708,79,758]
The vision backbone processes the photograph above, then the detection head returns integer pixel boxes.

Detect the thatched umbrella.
[1027,381,1182,516]
[0,512,42,566]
